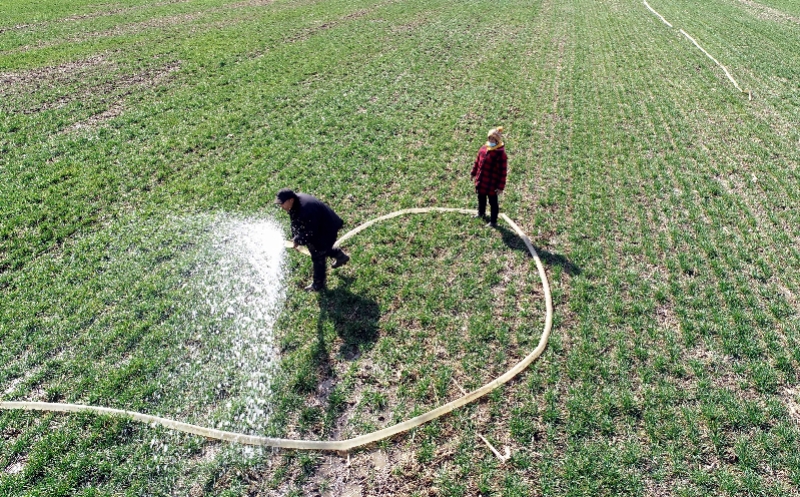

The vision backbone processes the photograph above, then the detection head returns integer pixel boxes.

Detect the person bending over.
[470,126,508,228]
[276,188,350,291]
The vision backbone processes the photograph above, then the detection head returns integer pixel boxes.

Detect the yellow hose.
[1,208,553,452]
[642,0,750,98]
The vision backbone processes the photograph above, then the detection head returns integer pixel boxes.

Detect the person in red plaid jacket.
[471,126,507,227]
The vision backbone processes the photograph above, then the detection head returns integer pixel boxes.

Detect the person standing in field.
[471,126,507,228]
[276,188,350,292]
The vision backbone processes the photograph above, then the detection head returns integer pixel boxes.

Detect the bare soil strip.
[734,0,800,24]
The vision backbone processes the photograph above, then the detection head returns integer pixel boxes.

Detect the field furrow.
[2,0,799,495]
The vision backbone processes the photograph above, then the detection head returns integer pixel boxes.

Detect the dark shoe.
[473,213,486,220]
[304,282,325,292]
[486,222,498,229]
[331,254,350,269]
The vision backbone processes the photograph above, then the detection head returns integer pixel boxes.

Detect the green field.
[2,0,800,495]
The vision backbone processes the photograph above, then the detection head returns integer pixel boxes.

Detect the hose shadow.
[498,225,582,276]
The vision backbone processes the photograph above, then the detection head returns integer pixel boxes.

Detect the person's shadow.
[312,276,380,379]
[497,225,582,276]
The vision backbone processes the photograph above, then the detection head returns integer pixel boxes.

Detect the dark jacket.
[471,145,507,195]
[289,193,344,249]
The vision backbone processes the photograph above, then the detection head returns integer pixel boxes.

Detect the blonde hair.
[486,126,504,148]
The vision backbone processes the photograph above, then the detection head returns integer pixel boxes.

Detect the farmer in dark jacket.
[471,126,508,228]
[276,189,350,291]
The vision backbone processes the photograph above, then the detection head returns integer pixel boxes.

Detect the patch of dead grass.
[683,345,772,401]
[4,455,28,476]
[63,103,126,132]
[307,449,393,496]
[734,0,800,24]
[2,364,44,397]
[0,0,194,34]
[388,15,427,34]
[10,60,181,116]
[225,0,276,8]
[0,55,114,95]
[286,0,402,43]
[287,9,372,43]
[4,9,236,55]
[781,386,800,423]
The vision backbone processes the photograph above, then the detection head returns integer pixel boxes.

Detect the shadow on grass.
[314,276,380,375]
[290,277,380,432]
[498,225,582,276]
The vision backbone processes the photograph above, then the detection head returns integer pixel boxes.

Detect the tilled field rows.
[1,0,799,495]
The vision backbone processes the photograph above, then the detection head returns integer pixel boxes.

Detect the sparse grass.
[2,0,800,495]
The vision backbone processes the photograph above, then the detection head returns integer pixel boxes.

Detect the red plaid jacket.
[471,145,507,195]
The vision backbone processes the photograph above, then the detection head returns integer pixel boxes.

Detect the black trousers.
[477,194,499,224]
[307,241,346,286]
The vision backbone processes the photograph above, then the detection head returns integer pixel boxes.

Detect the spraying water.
[186,214,288,435]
